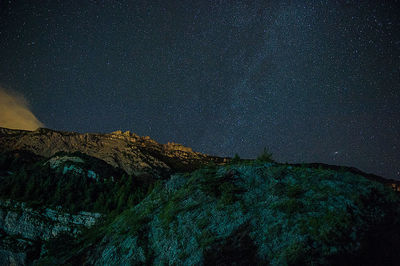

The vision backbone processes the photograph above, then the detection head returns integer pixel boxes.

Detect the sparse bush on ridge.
[256,147,275,163]
[230,153,241,164]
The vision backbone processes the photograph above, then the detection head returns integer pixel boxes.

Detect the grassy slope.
[51,162,400,265]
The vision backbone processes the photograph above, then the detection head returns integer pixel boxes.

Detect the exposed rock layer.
[0,199,100,265]
[0,127,228,176]
[0,200,100,241]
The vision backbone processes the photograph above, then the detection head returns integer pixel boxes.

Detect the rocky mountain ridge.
[1,126,400,265]
[0,127,228,177]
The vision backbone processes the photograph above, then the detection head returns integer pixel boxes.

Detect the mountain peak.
[0,127,228,177]
[111,130,135,136]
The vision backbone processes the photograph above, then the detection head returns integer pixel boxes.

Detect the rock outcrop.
[0,200,100,241]
[0,127,228,177]
[0,199,101,265]
[69,162,400,265]
[1,126,399,265]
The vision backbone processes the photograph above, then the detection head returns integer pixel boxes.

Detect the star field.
[0,0,399,179]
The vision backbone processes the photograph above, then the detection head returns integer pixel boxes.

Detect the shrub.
[198,168,245,205]
[203,224,260,265]
[287,184,304,198]
[273,198,304,215]
[230,153,241,164]
[256,147,274,163]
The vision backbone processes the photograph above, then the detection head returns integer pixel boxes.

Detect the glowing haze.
[0,87,44,131]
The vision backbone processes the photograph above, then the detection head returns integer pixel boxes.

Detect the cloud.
[0,87,44,130]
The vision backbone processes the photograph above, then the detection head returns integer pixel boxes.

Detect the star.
[0,0,398,179]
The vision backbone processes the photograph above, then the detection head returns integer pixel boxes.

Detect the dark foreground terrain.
[0,127,399,265]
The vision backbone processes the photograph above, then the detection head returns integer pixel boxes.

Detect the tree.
[231,153,241,164]
[257,147,274,163]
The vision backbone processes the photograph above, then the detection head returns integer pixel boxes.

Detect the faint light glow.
[0,87,44,130]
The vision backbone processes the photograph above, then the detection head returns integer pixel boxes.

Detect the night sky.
[0,1,399,179]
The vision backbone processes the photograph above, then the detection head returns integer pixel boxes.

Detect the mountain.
[40,161,400,265]
[0,126,399,265]
[0,127,228,177]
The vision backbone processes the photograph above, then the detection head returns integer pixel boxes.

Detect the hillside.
[0,127,399,265]
[0,127,228,177]
[41,161,400,265]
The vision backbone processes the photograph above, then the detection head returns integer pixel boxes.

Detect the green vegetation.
[0,150,43,174]
[52,151,124,179]
[42,160,399,265]
[203,224,259,265]
[2,149,400,265]
[198,166,246,206]
[0,151,155,214]
[256,147,275,163]
[230,153,241,164]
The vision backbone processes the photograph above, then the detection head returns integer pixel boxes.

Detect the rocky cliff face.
[62,162,400,265]
[0,199,101,265]
[0,127,228,177]
[1,126,399,265]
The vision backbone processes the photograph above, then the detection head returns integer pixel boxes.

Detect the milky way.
[0,1,399,179]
